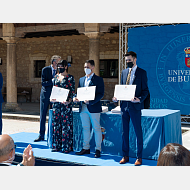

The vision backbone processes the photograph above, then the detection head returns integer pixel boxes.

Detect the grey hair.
[51,55,61,64]
[0,138,14,157]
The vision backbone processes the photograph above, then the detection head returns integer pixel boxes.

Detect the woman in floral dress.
[50,60,75,153]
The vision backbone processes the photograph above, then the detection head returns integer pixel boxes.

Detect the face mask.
[84,68,91,75]
[58,67,65,73]
[127,61,134,68]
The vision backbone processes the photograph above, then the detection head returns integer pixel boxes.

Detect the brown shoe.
[119,156,129,164]
[135,158,142,166]
[75,149,90,155]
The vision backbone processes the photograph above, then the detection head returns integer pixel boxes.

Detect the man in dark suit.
[0,72,3,135]
[34,55,61,142]
[0,134,35,166]
[73,60,104,158]
[113,51,149,165]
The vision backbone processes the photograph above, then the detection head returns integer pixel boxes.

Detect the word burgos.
[168,70,190,82]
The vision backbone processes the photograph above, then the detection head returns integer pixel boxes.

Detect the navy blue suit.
[0,72,4,135]
[78,74,104,113]
[120,67,148,158]
[39,65,53,137]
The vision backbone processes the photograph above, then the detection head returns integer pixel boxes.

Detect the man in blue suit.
[74,60,104,158]
[0,72,4,135]
[113,51,149,165]
[34,55,61,142]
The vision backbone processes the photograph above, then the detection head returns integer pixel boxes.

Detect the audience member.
[0,134,35,166]
[157,143,190,166]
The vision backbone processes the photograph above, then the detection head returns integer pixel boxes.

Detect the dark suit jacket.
[0,72,4,103]
[78,74,104,113]
[120,67,149,110]
[40,65,53,101]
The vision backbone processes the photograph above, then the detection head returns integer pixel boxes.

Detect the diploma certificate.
[77,86,96,101]
[50,86,70,103]
[114,85,136,101]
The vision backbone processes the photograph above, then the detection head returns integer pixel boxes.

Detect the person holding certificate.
[73,60,104,158]
[113,51,149,165]
[50,60,75,153]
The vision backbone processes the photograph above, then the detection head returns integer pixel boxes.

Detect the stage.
[10,132,158,166]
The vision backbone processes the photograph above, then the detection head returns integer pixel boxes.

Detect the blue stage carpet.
[10,132,157,166]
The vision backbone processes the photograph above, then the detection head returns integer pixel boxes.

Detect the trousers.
[80,104,102,151]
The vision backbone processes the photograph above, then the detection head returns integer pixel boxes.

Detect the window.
[100,59,118,78]
[34,60,46,78]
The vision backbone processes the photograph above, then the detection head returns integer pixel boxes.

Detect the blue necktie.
[53,69,56,78]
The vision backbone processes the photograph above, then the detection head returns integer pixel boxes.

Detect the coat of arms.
[184,47,190,68]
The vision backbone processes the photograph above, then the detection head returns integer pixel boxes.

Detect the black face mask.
[127,62,134,68]
[58,67,65,73]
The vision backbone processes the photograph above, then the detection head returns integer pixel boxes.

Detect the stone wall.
[0,32,119,102]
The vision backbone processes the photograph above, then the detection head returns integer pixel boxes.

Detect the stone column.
[84,24,100,76]
[2,24,20,111]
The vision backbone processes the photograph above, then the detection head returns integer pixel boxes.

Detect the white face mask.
[84,68,91,75]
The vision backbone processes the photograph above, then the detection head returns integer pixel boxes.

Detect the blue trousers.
[121,102,143,158]
[0,103,2,135]
[39,99,51,137]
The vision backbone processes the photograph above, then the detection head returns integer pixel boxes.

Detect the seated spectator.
[0,134,35,166]
[157,143,190,166]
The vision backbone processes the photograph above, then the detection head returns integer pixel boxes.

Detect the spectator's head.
[57,60,68,74]
[51,55,61,69]
[0,134,16,164]
[157,143,190,166]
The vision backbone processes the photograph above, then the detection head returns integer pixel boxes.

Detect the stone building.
[0,23,119,110]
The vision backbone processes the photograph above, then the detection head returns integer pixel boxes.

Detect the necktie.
[126,69,132,85]
[53,69,56,78]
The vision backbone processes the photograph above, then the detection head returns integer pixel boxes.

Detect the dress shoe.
[94,150,101,158]
[75,149,90,155]
[119,156,129,164]
[34,135,44,142]
[135,158,142,166]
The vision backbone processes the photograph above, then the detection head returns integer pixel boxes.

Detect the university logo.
[184,47,190,68]
[156,33,190,106]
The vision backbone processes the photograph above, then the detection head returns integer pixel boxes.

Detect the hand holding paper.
[114,85,136,101]
[77,86,96,102]
[50,86,70,103]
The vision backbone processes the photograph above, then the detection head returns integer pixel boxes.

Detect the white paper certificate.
[114,85,136,101]
[50,86,70,103]
[77,86,96,101]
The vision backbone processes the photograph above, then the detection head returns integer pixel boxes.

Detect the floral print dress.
[52,74,75,153]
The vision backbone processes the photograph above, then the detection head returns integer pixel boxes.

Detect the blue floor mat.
[10,132,158,166]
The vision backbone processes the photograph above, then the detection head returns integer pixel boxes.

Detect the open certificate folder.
[114,85,136,101]
[50,86,70,103]
[77,86,96,101]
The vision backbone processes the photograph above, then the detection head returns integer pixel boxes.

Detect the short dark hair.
[57,60,68,73]
[125,51,137,59]
[157,143,190,166]
[86,60,95,67]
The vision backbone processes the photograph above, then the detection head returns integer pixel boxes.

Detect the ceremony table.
[47,109,182,160]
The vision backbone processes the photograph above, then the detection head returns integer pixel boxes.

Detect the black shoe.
[95,150,101,158]
[75,149,90,155]
[34,135,44,142]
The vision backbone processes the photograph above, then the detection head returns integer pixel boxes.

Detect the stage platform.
[10,132,158,166]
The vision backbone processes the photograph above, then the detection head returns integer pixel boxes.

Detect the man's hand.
[73,97,80,103]
[131,97,140,103]
[84,100,89,104]
[112,97,118,102]
[50,99,57,102]
[21,144,35,166]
